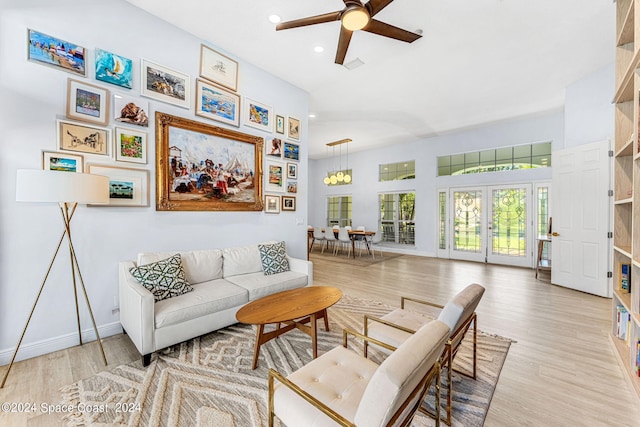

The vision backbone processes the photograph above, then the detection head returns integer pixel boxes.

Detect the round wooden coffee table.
[236,286,343,369]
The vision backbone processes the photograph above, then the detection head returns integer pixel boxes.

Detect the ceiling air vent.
[343,58,365,70]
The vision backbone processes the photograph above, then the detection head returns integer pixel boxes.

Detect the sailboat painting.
[95,49,133,89]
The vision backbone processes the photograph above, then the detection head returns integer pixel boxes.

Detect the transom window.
[379,161,415,181]
[437,141,551,176]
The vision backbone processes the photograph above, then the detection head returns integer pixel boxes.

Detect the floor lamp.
[1,170,110,388]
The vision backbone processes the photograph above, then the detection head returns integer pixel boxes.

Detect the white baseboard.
[0,322,123,365]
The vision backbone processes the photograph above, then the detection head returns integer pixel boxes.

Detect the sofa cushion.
[138,249,223,284]
[225,271,308,301]
[258,241,290,275]
[154,279,248,329]
[222,244,264,277]
[129,254,193,302]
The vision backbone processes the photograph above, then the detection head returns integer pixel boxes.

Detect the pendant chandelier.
[323,139,352,185]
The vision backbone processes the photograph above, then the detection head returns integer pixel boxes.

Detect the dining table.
[308,227,376,258]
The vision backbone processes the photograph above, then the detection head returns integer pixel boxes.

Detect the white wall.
[0,0,309,362]
[564,62,615,148]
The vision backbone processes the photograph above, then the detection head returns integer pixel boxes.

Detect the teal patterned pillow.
[129,254,193,302]
[258,241,290,275]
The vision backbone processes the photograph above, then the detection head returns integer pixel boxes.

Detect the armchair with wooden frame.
[363,283,485,426]
[268,319,450,427]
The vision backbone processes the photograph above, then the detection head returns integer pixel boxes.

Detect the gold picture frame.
[155,112,263,211]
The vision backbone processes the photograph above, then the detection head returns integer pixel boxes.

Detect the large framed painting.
[199,44,238,92]
[86,164,149,207]
[95,48,133,89]
[57,119,111,156]
[141,59,190,108]
[244,98,273,133]
[195,78,240,127]
[28,29,86,76]
[155,112,263,211]
[66,78,110,125]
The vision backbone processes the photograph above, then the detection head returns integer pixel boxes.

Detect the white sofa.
[119,242,312,366]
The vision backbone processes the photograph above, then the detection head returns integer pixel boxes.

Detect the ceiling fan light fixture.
[341,6,369,31]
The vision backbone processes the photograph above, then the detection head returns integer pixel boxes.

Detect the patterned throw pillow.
[129,254,193,302]
[258,241,290,275]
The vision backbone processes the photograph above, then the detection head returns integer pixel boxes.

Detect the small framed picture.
[57,119,111,156]
[113,94,149,127]
[265,159,285,192]
[66,78,110,125]
[283,142,299,161]
[276,115,285,134]
[141,58,190,108]
[281,195,296,211]
[286,180,298,193]
[199,44,238,92]
[95,48,133,89]
[115,127,147,164]
[266,137,283,158]
[28,29,86,76]
[42,150,83,173]
[244,98,273,133]
[195,78,240,127]
[86,163,150,207]
[286,162,298,179]
[265,194,281,214]
[288,116,300,140]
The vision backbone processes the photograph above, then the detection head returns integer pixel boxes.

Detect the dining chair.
[323,227,338,255]
[354,226,367,256]
[369,231,384,259]
[336,227,352,257]
[311,227,326,253]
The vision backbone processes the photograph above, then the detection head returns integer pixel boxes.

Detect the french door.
[439,184,533,268]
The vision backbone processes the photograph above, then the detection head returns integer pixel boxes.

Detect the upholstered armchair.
[364,283,486,425]
[268,320,450,427]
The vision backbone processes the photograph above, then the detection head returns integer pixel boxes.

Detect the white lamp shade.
[16,169,109,204]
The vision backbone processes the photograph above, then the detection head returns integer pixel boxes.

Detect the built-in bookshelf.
[614,0,640,400]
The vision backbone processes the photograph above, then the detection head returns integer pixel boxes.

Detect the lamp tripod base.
[0,202,107,388]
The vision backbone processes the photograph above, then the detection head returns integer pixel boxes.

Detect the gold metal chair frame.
[268,328,442,427]
[364,296,478,426]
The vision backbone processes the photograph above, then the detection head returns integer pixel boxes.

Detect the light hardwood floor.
[1,254,639,426]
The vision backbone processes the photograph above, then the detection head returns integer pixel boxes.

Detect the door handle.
[551,232,559,237]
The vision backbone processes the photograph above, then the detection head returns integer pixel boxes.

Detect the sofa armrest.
[288,257,313,286]
[118,261,155,356]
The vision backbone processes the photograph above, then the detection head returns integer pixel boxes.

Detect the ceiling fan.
[275,0,422,65]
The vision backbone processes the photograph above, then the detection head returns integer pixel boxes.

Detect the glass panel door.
[451,189,486,262]
[487,185,532,267]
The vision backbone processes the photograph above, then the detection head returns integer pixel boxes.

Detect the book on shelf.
[616,305,632,344]
[637,339,640,378]
[620,262,631,293]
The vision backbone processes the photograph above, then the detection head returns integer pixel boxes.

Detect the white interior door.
[551,140,612,297]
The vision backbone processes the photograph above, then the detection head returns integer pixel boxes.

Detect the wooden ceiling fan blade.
[365,0,395,17]
[335,27,354,65]
[362,19,422,43]
[276,11,342,31]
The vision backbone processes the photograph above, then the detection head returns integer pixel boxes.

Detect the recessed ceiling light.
[269,14,281,24]
[309,113,316,118]
[313,45,325,53]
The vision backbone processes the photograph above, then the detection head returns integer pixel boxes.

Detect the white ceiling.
[125,0,614,159]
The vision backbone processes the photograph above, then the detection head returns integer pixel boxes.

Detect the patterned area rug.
[60,295,512,426]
